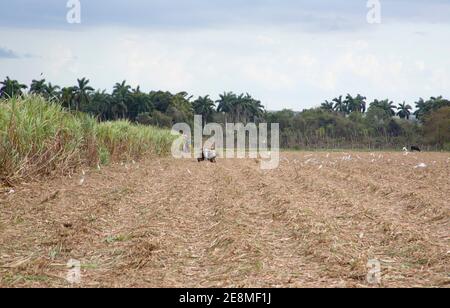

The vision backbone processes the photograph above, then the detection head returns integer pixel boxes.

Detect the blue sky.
[1,0,449,110]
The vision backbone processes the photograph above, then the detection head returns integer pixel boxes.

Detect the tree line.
[1,76,449,150]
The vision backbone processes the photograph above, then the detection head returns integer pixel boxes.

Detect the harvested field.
[0,151,449,288]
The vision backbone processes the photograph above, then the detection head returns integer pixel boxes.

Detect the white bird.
[342,155,352,161]
[414,163,427,169]
[403,147,409,156]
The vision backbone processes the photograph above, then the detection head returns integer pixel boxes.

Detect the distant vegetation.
[0,95,174,183]
[1,76,449,152]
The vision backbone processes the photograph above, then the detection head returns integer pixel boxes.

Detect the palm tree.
[345,94,356,113]
[345,94,366,113]
[112,81,131,119]
[333,95,346,114]
[128,87,153,121]
[235,93,254,123]
[73,78,94,111]
[132,85,141,94]
[355,94,367,113]
[413,96,450,122]
[321,100,334,112]
[111,101,128,120]
[382,100,396,117]
[0,77,27,98]
[370,99,396,117]
[113,81,132,99]
[61,87,75,110]
[247,98,265,122]
[413,98,426,120]
[89,90,112,120]
[216,92,237,123]
[30,79,47,96]
[193,95,216,127]
[44,83,60,101]
[236,93,265,123]
[397,102,412,120]
[428,96,450,113]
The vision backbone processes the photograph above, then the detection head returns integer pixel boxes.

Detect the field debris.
[77,170,86,186]
[0,152,448,288]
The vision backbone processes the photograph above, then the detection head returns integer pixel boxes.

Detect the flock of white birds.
[280,149,450,172]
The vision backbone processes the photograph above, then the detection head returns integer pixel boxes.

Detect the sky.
[1,0,449,111]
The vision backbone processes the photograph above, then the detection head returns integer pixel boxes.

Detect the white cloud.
[0,20,449,110]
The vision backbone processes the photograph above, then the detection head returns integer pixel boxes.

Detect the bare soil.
[0,152,449,288]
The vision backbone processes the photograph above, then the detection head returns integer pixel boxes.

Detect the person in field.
[198,144,217,163]
[180,130,190,153]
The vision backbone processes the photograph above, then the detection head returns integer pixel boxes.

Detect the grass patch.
[0,96,176,183]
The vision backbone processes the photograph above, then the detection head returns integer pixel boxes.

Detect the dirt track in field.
[0,152,449,288]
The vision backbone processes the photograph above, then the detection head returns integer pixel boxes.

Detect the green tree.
[150,91,173,113]
[423,107,450,148]
[61,87,75,110]
[30,79,47,96]
[333,95,346,114]
[345,94,367,114]
[413,98,427,121]
[168,92,194,123]
[236,93,264,123]
[86,90,112,120]
[365,105,392,135]
[246,96,265,123]
[73,78,94,111]
[0,77,27,98]
[397,102,412,120]
[112,81,131,119]
[321,100,334,112]
[355,94,367,113]
[216,92,237,123]
[370,99,396,117]
[414,96,450,122]
[128,88,153,120]
[193,95,215,127]
[44,83,60,101]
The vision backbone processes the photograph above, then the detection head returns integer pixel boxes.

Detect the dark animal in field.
[411,146,421,152]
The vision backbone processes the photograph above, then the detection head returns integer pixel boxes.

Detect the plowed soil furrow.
[0,152,449,288]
